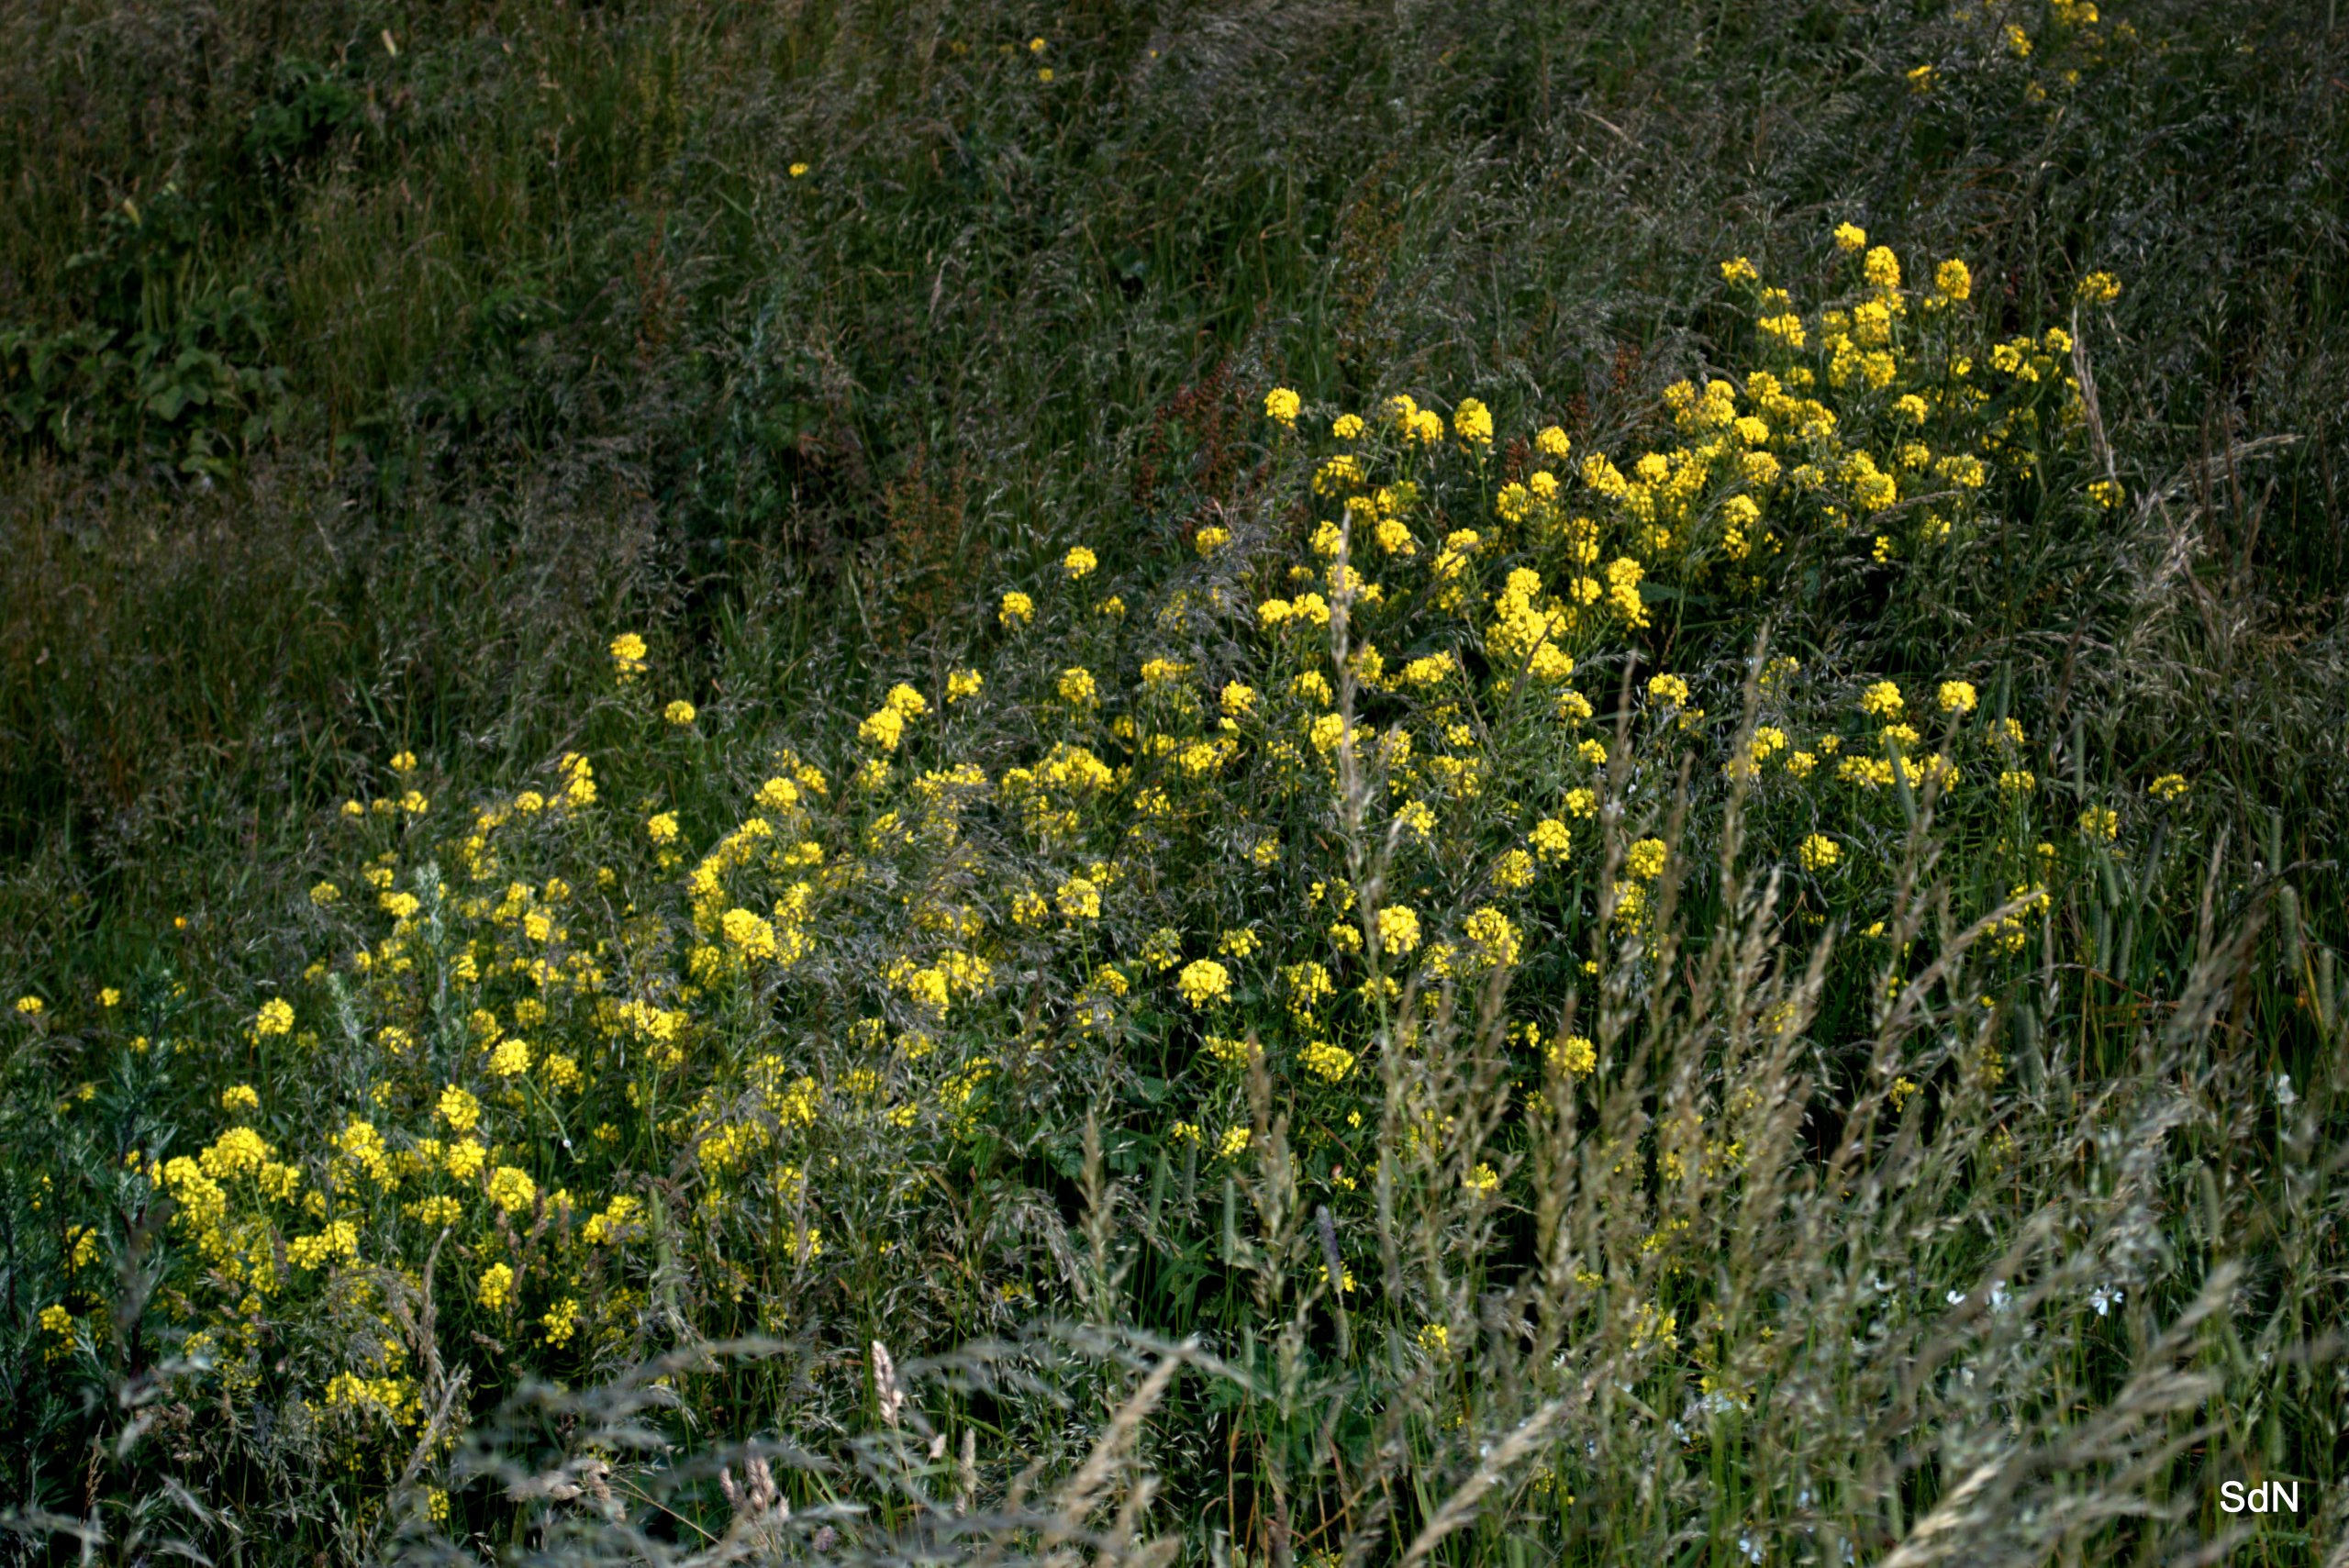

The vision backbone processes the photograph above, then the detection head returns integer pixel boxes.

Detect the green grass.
[1,0,2345,1563]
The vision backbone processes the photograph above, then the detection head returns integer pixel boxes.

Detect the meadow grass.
[2,0,2345,1564]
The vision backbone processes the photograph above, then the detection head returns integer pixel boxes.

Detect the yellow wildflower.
[478,1262,516,1311]
[1375,905,1422,956]
[1176,959,1230,1008]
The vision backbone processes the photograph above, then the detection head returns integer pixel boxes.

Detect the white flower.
[1737,1532,1764,1563]
[1988,1280,2012,1312]
[2089,1284,2121,1317]
[2273,1072,2298,1108]
[1946,1290,1967,1307]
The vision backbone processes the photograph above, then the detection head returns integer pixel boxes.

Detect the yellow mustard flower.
[1176,959,1230,1008]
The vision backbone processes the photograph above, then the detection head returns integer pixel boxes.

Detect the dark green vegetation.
[2,0,2345,1563]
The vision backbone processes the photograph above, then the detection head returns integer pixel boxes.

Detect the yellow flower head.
[1934,258,1972,301]
[478,1262,516,1311]
[486,1166,538,1214]
[999,591,1035,628]
[1176,959,1231,1008]
[1055,877,1101,920]
[438,1084,482,1135]
[1375,905,1422,956]
[610,632,649,680]
[664,699,696,727]
[1624,838,1668,881]
[1859,681,1905,719]
[1063,546,1097,579]
[1550,1034,1598,1076]
[1264,386,1302,428]
[1834,222,1868,253]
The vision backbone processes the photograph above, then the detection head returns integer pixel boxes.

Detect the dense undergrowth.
[2,0,2346,1564]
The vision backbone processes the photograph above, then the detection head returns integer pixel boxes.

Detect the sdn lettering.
[2218,1479,2301,1515]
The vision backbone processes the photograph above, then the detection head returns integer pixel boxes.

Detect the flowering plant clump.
[9,231,2283,1562]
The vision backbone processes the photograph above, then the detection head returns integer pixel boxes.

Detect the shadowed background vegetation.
[1,0,2345,1562]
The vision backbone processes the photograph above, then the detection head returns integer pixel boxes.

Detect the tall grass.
[2,0,2346,1563]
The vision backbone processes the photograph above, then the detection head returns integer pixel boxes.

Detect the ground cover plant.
[2,0,2345,1564]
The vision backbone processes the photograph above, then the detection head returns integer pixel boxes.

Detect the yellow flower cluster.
[1176,959,1231,1008]
[55,230,2143,1514]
